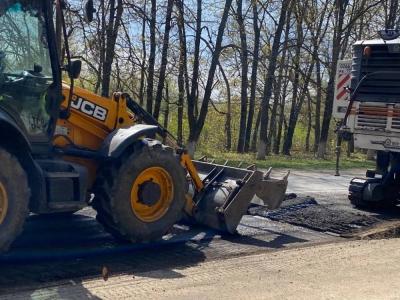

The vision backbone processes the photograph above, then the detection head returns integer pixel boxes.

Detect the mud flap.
[190,161,289,234]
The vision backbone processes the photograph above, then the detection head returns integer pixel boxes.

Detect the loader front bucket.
[190,160,289,234]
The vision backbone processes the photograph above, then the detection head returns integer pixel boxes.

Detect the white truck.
[336,30,400,209]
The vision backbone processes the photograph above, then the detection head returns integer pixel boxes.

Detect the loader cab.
[0,0,62,152]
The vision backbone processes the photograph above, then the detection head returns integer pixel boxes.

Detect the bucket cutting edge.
[189,160,289,234]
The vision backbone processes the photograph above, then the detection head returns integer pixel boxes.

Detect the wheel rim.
[0,181,8,225]
[130,167,174,222]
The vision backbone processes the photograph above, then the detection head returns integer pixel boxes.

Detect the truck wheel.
[349,196,396,210]
[93,140,187,242]
[349,183,397,210]
[0,148,30,252]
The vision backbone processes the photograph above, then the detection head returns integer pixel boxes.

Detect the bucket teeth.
[255,170,289,209]
[198,155,207,162]
[189,160,289,234]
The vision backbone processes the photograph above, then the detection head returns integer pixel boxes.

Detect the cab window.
[0,1,53,136]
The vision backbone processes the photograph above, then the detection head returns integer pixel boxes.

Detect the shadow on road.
[224,228,308,249]
[0,213,211,294]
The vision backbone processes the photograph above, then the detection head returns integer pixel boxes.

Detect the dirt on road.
[3,238,400,300]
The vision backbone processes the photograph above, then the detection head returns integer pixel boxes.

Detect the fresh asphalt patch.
[248,196,382,236]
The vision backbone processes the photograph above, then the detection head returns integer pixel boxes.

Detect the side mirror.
[84,0,95,23]
[33,64,43,74]
[67,60,82,79]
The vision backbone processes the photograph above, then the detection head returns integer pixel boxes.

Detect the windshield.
[0,0,53,136]
[0,1,51,75]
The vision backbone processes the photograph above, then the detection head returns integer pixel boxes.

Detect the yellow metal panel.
[181,153,204,191]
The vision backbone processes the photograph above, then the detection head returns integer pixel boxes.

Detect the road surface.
[2,168,400,299]
[2,238,400,299]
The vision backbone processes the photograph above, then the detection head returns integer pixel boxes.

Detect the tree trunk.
[257,0,291,160]
[176,0,189,145]
[317,1,348,158]
[95,0,106,94]
[177,6,185,146]
[146,0,157,113]
[175,0,190,104]
[267,19,290,154]
[163,82,170,131]
[153,0,174,120]
[251,108,261,152]
[101,0,123,97]
[139,0,147,106]
[187,0,202,137]
[219,63,232,150]
[282,4,307,156]
[163,81,169,144]
[283,62,316,155]
[187,0,233,153]
[313,57,322,153]
[305,92,312,152]
[274,71,289,155]
[244,1,260,152]
[387,0,399,28]
[236,0,249,153]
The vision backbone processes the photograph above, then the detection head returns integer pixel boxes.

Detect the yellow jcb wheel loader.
[0,0,288,252]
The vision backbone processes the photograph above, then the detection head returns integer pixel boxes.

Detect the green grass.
[162,96,374,171]
[194,150,375,170]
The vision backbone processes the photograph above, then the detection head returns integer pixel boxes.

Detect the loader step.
[44,171,80,178]
[36,159,89,213]
[48,201,86,210]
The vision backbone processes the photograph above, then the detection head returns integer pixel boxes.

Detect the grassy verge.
[195,150,375,170]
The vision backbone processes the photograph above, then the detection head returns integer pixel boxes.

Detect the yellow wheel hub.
[130,167,174,222]
[0,182,8,225]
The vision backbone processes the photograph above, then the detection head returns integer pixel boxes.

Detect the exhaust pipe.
[189,161,289,234]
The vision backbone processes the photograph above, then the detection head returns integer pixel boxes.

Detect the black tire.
[349,195,378,209]
[92,139,187,242]
[349,186,397,210]
[349,197,396,210]
[0,148,30,252]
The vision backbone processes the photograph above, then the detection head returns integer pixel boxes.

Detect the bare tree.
[153,0,174,120]
[101,0,123,97]
[139,0,147,105]
[244,0,261,152]
[146,0,157,114]
[186,0,233,155]
[386,0,399,28]
[257,0,292,160]
[235,0,249,153]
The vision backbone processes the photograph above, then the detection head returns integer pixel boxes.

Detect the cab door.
[0,0,62,151]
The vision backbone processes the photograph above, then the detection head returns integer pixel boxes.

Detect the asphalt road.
[2,168,399,298]
[284,169,363,194]
[5,239,400,300]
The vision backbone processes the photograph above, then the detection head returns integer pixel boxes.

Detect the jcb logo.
[71,97,108,121]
